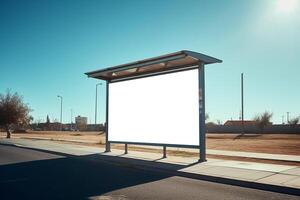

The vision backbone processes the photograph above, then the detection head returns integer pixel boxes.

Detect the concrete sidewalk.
[102,150,300,190]
[17,135,300,163]
[1,138,300,193]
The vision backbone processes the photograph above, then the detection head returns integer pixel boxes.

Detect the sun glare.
[276,0,298,13]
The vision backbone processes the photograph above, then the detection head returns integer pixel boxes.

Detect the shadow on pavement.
[0,144,183,200]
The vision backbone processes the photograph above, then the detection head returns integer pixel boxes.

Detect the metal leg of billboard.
[105,81,111,152]
[163,145,167,158]
[198,62,206,162]
[125,143,128,154]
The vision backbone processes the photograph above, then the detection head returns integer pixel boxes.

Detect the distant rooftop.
[85,50,222,82]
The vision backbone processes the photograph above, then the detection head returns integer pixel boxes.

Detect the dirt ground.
[3,130,106,144]
[1,131,300,156]
[207,134,300,155]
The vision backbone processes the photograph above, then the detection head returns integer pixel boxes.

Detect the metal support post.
[198,62,206,162]
[105,81,111,152]
[125,143,128,154]
[163,145,167,158]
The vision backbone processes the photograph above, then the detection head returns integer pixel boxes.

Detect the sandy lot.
[1,131,300,156]
[3,130,106,144]
[207,134,300,155]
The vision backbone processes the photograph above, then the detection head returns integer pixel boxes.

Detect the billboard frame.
[85,50,222,162]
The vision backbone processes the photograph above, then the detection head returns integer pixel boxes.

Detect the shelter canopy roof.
[85,50,222,82]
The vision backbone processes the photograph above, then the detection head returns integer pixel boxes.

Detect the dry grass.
[206,133,300,155]
[0,130,106,144]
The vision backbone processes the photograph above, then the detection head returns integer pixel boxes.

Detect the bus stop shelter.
[85,50,222,162]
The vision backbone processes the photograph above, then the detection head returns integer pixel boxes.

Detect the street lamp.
[95,83,102,124]
[57,95,63,131]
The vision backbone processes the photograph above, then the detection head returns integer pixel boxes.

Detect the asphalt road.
[0,144,299,200]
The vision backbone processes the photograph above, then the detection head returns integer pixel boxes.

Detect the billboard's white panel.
[108,69,199,146]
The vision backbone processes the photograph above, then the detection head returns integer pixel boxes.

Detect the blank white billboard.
[108,69,199,146]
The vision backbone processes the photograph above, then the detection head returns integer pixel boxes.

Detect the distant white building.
[75,116,87,130]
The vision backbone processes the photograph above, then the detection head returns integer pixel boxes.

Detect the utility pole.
[282,115,284,124]
[57,95,63,131]
[95,83,102,124]
[70,109,73,130]
[241,73,244,134]
[287,112,290,124]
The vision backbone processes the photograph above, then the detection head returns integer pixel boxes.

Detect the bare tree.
[0,90,32,138]
[46,115,50,124]
[253,111,273,133]
[288,117,300,128]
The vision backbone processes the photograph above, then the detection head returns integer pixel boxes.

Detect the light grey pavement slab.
[207,149,300,162]
[283,168,300,176]
[285,177,300,189]
[257,174,300,185]
[209,160,296,172]
[1,138,300,191]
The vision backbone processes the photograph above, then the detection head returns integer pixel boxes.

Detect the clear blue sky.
[1,0,299,124]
